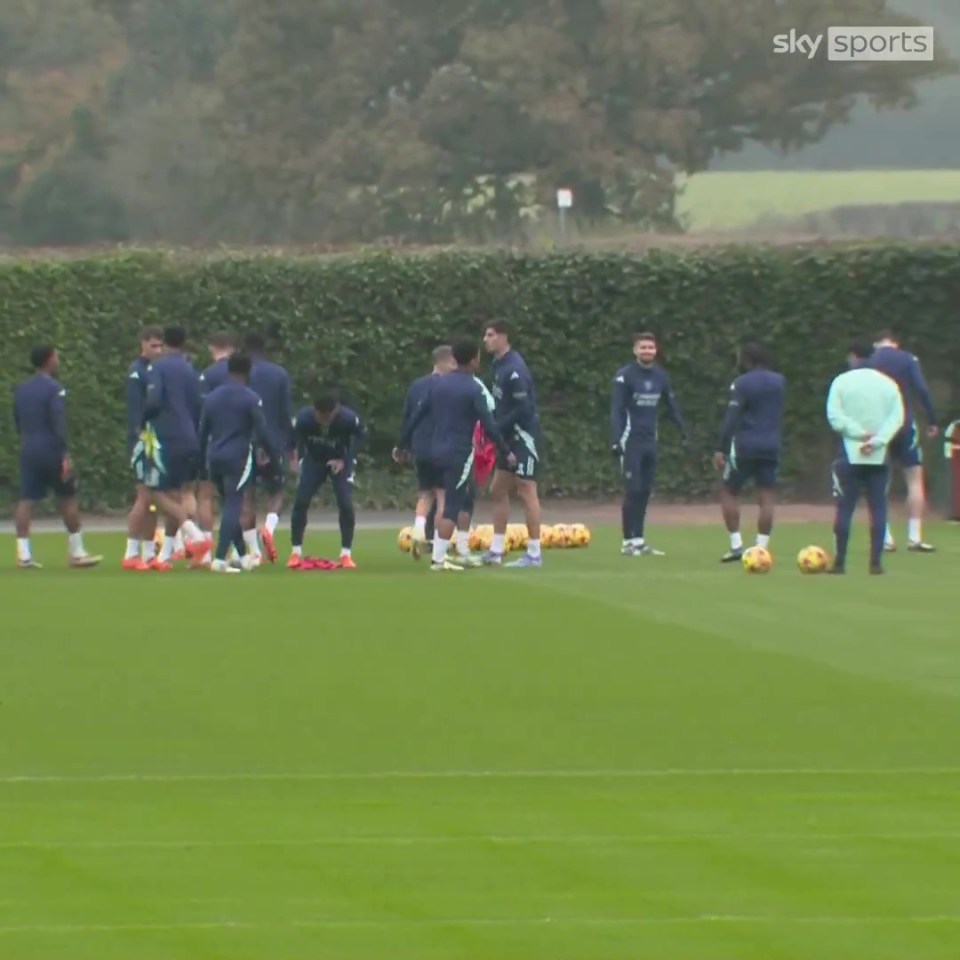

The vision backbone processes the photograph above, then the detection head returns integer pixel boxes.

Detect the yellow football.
[797,545,830,574]
[398,527,413,553]
[742,545,773,573]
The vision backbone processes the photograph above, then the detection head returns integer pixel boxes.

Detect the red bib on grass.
[297,557,342,570]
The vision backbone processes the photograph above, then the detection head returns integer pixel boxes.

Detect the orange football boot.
[287,553,302,569]
[122,557,150,571]
[260,526,278,563]
[340,556,357,570]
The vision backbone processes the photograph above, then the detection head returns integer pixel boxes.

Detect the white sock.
[730,532,743,551]
[243,529,260,555]
[160,538,175,562]
[432,537,450,565]
[528,538,541,559]
[885,524,895,546]
[180,521,202,543]
[265,512,280,534]
[125,538,141,560]
[341,547,351,558]
[455,530,470,555]
[142,540,156,562]
[16,538,31,561]
[492,533,505,554]
[414,515,427,538]
[173,531,185,552]
[291,545,303,557]
[68,532,85,558]
[756,534,770,549]
[908,519,922,543]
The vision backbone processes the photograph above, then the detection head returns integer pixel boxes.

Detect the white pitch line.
[4,766,960,785]
[3,831,960,850]
[3,916,960,934]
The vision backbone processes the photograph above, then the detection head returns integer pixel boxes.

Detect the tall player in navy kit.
[122,325,164,569]
[610,332,686,556]
[713,343,786,562]
[482,322,543,568]
[867,331,938,552]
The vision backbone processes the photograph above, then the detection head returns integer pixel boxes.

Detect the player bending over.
[713,343,786,563]
[199,353,282,574]
[123,325,164,569]
[401,344,456,558]
[482,321,542,568]
[13,345,101,568]
[245,333,296,563]
[288,393,365,569]
[826,342,905,575]
[196,330,237,564]
[140,325,211,566]
[396,338,514,572]
[610,332,686,556]
[866,330,938,552]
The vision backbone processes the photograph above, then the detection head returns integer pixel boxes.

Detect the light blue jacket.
[826,367,905,465]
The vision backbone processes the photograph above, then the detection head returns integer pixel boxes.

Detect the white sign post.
[556,189,573,242]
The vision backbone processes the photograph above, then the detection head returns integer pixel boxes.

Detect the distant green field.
[3,523,960,960]
[678,170,960,230]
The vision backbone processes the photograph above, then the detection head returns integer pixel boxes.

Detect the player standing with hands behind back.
[610,332,686,556]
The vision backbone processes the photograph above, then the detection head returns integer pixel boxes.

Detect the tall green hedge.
[1,247,958,512]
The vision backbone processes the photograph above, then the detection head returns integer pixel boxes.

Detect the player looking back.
[482,321,542,568]
[199,353,282,574]
[610,332,686,556]
[865,330,938,552]
[401,344,456,558]
[827,341,905,575]
[141,325,210,564]
[713,343,786,563]
[123,325,164,570]
[196,331,237,564]
[13,345,102,569]
[396,338,515,572]
[246,333,295,563]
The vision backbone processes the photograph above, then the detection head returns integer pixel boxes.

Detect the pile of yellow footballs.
[398,523,591,553]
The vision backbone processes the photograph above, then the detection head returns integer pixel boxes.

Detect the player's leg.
[719,453,746,562]
[412,459,441,558]
[903,459,933,552]
[211,466,248,573]
[259,457,285,563]
[124,483,153,569]
[195,474,217,558]
[865,465,889,574]
[453,487,474,558]
[754,459,779,550]
[830,458,860,573]
[630,447,661,556]
[512,458,542,565]
[489,466,514,561]
[289,460,324,567]
[331,468,357,567]
[432,465,470,571]
[424,496,437,544]
[52,469,101,568]
[239,482,261,563]
[14,457,42,567]
[151,454,210,564]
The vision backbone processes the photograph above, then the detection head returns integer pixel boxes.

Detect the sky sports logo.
[773,26,935,61]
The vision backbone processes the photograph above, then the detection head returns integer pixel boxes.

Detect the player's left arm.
[143,364,163,420]
[397,391,431,454]
[908,354,937,432]
[495,369,534,434]
[251,398,281,463]
[662,373,687,439]
[826,377,865,440]
[715,380,743,460]
[281,373,296,453]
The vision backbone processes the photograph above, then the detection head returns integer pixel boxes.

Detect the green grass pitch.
[3,521,960,960]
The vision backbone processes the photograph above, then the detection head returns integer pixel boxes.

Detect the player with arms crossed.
[199,353,282,574]
[827,341,905,575]
[866,330,938,552]
[123,325,164,570]
[482,321,542,568]
[396,338,515,572]
[401,345,456,558]
[713,343,786,563]
[140,325,211,565]
[13,345,101,568]
[610,332,687,556]
[288,393,365,569]
[246,333,295,563]
[196,331,237,562]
